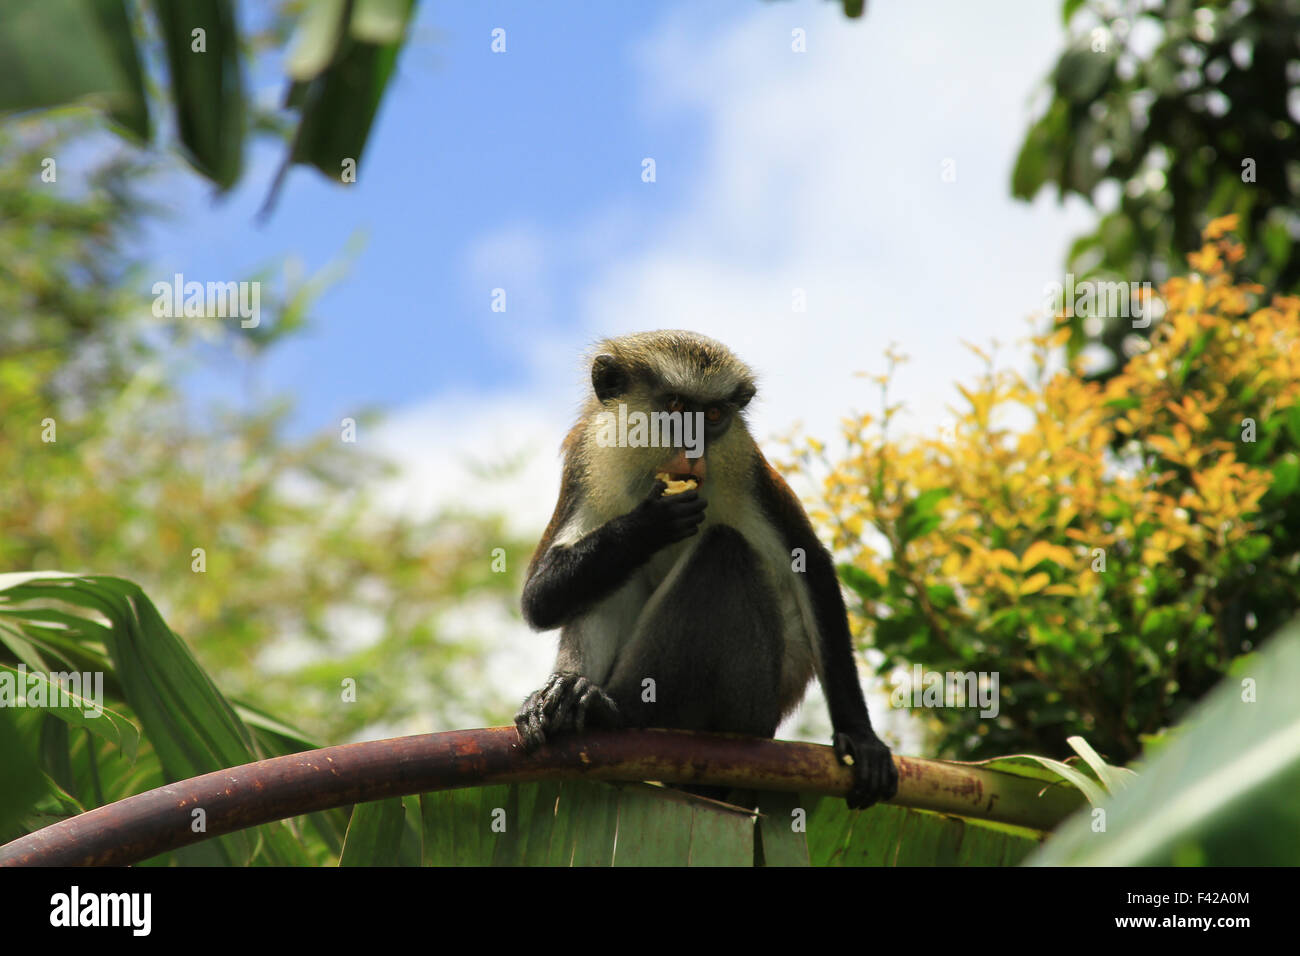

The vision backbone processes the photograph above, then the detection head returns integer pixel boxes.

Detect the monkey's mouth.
[655,471,702,495]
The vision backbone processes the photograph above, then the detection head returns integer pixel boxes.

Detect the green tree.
[0,118,533,746]
[0,0,416,211]
[1014,0,1300,374]
[794,223,1299,762]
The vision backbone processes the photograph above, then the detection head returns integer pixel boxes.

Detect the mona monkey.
[515,330,898,808]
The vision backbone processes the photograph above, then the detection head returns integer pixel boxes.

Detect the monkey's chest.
[619,519,815,714]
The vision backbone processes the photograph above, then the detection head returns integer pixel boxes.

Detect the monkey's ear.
[592,354,629,402]
[731,382,756,409]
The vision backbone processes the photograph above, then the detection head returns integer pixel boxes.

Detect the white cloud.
[465,224,547,292]
[581,0,1096,448]
[371,387,571,536]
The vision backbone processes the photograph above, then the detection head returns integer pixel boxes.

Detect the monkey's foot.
[834,730,900,809]
[514,673,621,751]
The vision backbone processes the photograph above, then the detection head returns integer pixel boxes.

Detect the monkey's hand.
[833,728,899,809]
[515,672,621,751]
[628,479,707,551]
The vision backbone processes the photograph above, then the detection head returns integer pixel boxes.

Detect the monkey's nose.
[659,450,707,484]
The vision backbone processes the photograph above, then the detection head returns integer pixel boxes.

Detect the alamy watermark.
[0,664,104,717]
[152,272,260,328]
[50,886,151,936]
[1043,273,1160,329]
[595,403,704,458]
[891,664,1000,718]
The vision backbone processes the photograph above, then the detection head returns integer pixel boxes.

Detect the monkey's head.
[576,330,758,515]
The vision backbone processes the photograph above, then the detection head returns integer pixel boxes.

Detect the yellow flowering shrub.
[785,218,1300,761]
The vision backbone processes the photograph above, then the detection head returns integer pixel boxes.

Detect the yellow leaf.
[1020,572,1051,595]
[1023,542,1075,570]
[1020,540,1057,571]
[1204,214,1239,240]
[1147,435,1180,460]
[1043,583,1078,596]
[987,549,1019,571]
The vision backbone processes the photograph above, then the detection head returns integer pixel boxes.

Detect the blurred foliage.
[1,0,871,208]
[1014,0,1300,374]
[767,0,867,18]
[785,220,1300,763]
[0,0,861,211]
[0,119,534,747]
[0,0,416,210]
[1030,614,1300,865]
[0,573,340,863]
[0,120,156,387]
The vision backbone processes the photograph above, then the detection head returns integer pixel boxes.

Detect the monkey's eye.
[705,404,724,423]
[666,396,686,413]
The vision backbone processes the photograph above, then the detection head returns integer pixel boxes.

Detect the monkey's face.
[579,334,759,518]
[583,380,756,517]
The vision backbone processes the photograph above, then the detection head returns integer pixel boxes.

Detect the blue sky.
[146,0,1093,462]
[147,1,739,432]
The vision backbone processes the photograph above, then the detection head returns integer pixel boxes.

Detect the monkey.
[514,330,898,809]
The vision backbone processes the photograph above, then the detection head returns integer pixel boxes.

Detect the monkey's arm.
[757,461,899,808]
[521,482,706,630]
[801,542,899,806]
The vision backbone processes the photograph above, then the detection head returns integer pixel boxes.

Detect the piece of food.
[655,471,698,496]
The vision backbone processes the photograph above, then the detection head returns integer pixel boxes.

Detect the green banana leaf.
[1030,619,1300,865]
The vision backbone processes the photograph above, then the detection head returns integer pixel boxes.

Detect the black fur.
[516,463,898,808]
[753,463,899,807]
[591,353,629,402]
[602,525,782,736]
[521,481,705,630]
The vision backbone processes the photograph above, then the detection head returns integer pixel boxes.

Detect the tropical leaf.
[339,797,406,866]
[148,0,244,188]
[0,573,311,865]
[419,781,755,867]
[1030,618,1300,865]
[0,0,149,138]
[0,663,140,762]
[803,797,1042,866]
[1066,735,1135,795]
